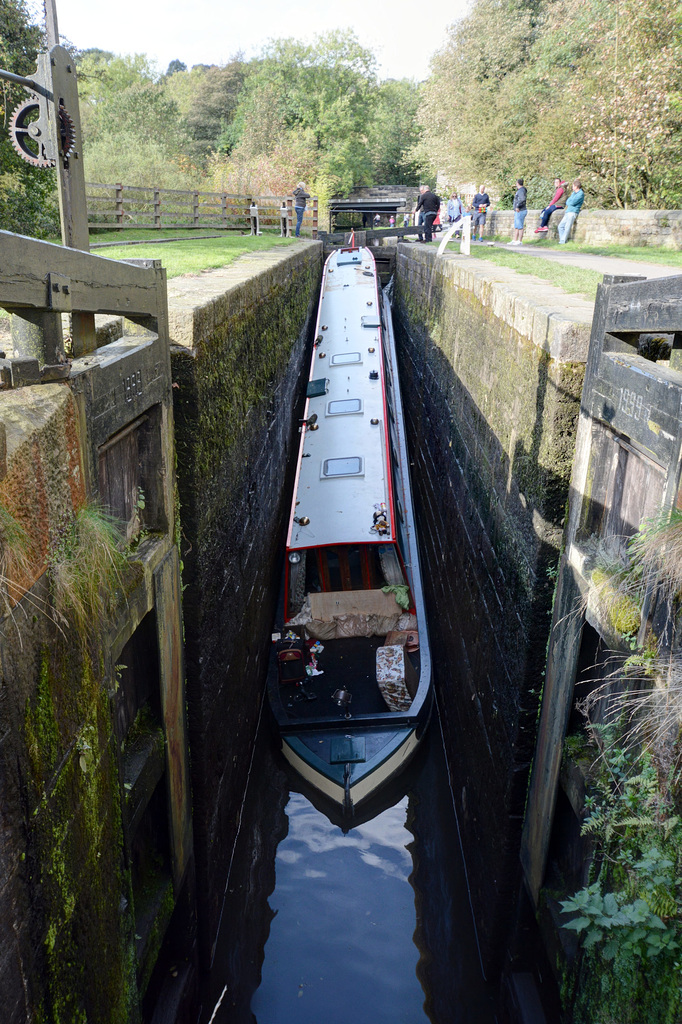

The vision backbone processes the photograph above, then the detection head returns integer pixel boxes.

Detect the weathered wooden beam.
[602,274,682,333]
[0,231,161,317]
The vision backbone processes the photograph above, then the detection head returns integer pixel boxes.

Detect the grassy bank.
[466,247,602,300]
[87,229,298,278]
[494,237,682,268]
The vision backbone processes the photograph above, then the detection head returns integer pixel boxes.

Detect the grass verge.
[493,236,682,268]
[467,247,602,300]
[87,230,298,278]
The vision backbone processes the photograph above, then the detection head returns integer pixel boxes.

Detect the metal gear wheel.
[9,98,76,167]
[57,102,77,161]
[9,97,54,167]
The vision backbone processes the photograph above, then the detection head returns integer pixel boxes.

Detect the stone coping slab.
[398,244,593,363]
[166,241,321,350]
[1,383,71,459]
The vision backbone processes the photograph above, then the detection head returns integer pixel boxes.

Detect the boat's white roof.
[287,247,394,550]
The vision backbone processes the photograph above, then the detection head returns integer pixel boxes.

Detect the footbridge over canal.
[1,230,681,1023]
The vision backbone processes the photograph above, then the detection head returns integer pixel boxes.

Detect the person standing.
[511,178,528,245]
[534,178,567,234]
[293,182,310,237]
[447,191,465,228]
[557,179,584,243]
[415,184,442,242]
[470,185,490,241]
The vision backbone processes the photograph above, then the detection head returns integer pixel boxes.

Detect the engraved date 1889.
[618,387,643,420]
[123,370,143,403]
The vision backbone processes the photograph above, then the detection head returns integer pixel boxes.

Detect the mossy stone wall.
[394,245,588,970]
[169,242,323,956]
[0,386,138,1024]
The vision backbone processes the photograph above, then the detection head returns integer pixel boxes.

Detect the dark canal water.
[199,707,498,1024]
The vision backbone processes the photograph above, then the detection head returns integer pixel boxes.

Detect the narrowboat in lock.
[267,245,432,817]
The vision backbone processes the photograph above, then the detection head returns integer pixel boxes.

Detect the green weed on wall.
[24,645,137,1024]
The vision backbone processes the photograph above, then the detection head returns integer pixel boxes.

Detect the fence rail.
[86,182,318,238]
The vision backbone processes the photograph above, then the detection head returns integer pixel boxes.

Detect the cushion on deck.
[376,644,417,712]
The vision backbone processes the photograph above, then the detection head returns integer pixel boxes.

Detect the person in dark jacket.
[293,182,310,237]
[415,185,441,242]
[470,186,490,241]
[511,178,528,245]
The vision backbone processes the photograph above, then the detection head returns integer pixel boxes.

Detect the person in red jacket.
[535,178,567,233]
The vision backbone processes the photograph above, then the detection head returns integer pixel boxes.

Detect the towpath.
[482,240,681,280]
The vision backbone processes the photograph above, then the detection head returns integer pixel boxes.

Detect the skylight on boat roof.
[330,352,361,365]
[321,457,364,478]
[327,399,363,416]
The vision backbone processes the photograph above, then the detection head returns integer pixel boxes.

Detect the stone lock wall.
[393,246,591,969]
[487,208,682,248]
[0,385,139,1024]
[169,242,323,959]
[0,246,192,1023]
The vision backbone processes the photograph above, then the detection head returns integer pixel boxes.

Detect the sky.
[39,0,469,82]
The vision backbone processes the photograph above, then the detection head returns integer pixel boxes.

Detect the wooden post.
[221,193,227,229]
[312,198,318,240]
[193,192,199,227]
[154,189,161,229]
[287,197,293,238]
[115,182,124,225]
[44,0,59,47]
[11,310,64,365]
[50,45,96,357]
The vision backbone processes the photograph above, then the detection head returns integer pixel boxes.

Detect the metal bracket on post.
[47,272,72,312]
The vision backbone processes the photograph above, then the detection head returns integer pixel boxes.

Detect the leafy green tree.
[366,79,422,185]
[165,59,186,76]
[418,0,682,208]
[224,32,378,191]
[558,0,682,207]
[166,59,246,160]
[0,0,59,235]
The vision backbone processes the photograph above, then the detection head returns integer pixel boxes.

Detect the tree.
[366,79,422,185]
[0,0,59,236]
[165,59,187,76]
[417,0,539,193]
[166,59,247,160]
[418,0,682,208]
[223,31,378,192]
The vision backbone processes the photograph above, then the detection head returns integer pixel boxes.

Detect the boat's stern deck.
[268,634,421,723]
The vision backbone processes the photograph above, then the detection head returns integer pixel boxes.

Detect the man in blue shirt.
[557,179,584,244]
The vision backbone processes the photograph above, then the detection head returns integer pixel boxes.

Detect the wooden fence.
[86,183,318,238]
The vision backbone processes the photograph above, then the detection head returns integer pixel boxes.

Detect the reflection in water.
[200,718,497,1024]
[251,793,424,1024]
